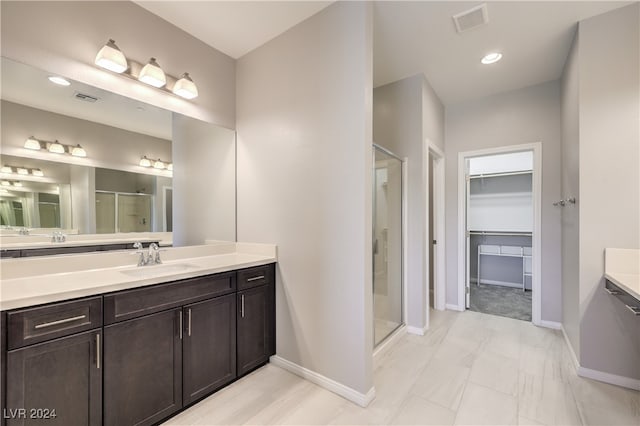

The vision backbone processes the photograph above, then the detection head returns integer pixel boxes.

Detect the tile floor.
[164,309,640,426]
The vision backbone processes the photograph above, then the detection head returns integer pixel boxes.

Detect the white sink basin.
[119,263,199,278]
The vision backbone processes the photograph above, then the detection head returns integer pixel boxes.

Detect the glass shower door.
[373,146,403,346]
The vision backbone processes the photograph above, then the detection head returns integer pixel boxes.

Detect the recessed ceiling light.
[48,76,71,86]
[481,52,502,65]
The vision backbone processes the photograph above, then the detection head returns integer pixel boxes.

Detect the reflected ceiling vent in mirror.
[453,3,489,33]
[24,137,88,158]
[94,38,198,100]
[74,92,99,103]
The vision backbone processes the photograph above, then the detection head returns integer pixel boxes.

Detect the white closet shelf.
[478,244,532,291]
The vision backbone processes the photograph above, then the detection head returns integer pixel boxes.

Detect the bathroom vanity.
[0,244,276,426]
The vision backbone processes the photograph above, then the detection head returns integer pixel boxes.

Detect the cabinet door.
[183,294,236,405]
[103,309,182,426]
[6,330,102,426]
[237,285,270,376]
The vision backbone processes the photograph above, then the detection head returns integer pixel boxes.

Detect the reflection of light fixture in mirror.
[71,144,87,157]
[48,140,65,154]
[48,76,71,86]
[0,189,8,194]
[32,168,44,177]
[139,156,152,167]
[1,166,13,174]
[167,163,173,171]
[95,39,128,73]
[16,168,29,175]
[138,58,166,88]
[153,159,166,170]
[173,73,198,99]
[12,181,22,187]
[1,181,10,187]
[24,136,42,150]
[0,165,45,178]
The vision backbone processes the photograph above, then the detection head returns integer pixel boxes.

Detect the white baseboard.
[406,325,428,336]
[446,303,464,312]
[537,320,562,330]
[561,326,640,391]
[471,278,530,290]
[270,355,376,407]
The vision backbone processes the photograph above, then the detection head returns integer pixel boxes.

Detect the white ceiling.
[134,1,630,106]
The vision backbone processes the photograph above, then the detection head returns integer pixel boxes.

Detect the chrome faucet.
[51,231,66,243]
[132,242,162,266]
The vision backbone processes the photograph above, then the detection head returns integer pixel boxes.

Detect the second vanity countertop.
[0,242,277,311]
[604,248,640,301]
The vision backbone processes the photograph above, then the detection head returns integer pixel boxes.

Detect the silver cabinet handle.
[34,314,86,329]
[625,305,640,315]
[241,294,245,318]
[178,311,183,340]
[187,308,192,337]
[96,333,100,369]
[247,275,265,282]
[604,287,620,295]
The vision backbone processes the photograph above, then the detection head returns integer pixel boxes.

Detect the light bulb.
[153,159,166,170]
[1,166,12,174]
[32,169,44,177]
[71,144,87,157]
[16,168,28,175]
[138,58,166,88]
[167,163,173,171]
[13,181,22,187]
[95,39,128,73]
[172,73,198,99]
[24,137,41,150]
[48,141,65,154]
[139,156,152,167]
[1,181,10,187]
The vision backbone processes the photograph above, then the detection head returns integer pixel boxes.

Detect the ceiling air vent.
[452,3,489,33]
[73,92,99,103]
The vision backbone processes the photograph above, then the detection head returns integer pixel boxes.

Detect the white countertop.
[0,242,276,311]
[604,248,640,301]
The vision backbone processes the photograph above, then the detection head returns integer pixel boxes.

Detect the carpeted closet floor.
[469,284,532,321]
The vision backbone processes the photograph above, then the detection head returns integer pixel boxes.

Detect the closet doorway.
[457,144,542,324]
[373,145,404,347]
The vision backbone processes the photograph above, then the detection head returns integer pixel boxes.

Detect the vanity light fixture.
[138,58,166,88]
[0,189,8,194]
[153,159,166,170]
[481,52,502,65]
[139,156,152,167]
[172,73,198,99]
[48,76,71,86]
[0,165,45,178]
[1,181,10,187]
[12,181,22,187]
[71,144,87,157]
[24,136,42,150]
[95,39,128,73]
[24,137,88,158]
[48,140,65,154]
[1,165,13,174]
[94,40,198,100]
[16,168,29,175]
[32,169,44,177]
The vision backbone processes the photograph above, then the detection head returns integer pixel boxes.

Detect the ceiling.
[134,1,630,106]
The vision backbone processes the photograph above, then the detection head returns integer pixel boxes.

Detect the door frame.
[427,141,446,313]
[456,142,542,325]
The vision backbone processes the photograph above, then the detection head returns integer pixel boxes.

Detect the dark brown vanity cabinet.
[103,309,182,426]
[237,264,276,376]
[182,294,237,405]
[3,296,103,426]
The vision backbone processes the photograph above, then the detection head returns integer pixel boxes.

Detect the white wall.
[0,1,235,129]
[69,165,95,234]
[577,3,640,380]
[373,74,445,330]
[172,114,236,246]
[236,2,374,397]
[561,32,581,360]
[445,80,563,322]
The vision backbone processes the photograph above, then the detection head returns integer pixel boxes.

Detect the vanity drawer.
[238,264,275,290]
[104,272,236,324]
[7,296,102,350]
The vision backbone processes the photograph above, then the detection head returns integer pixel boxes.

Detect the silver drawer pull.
[604,287,620,295]
[247,275,265,282]
[625,305,640,316]
[34,314,86,329]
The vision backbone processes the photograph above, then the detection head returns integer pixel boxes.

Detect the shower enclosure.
[373,145,404,347]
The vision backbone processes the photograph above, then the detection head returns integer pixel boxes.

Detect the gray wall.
[561,32,581,360]
[445,80,563,322]
[1,1,235,129]
[236,2,374,396]
[575,4,640,380]
[373,75,445,330]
